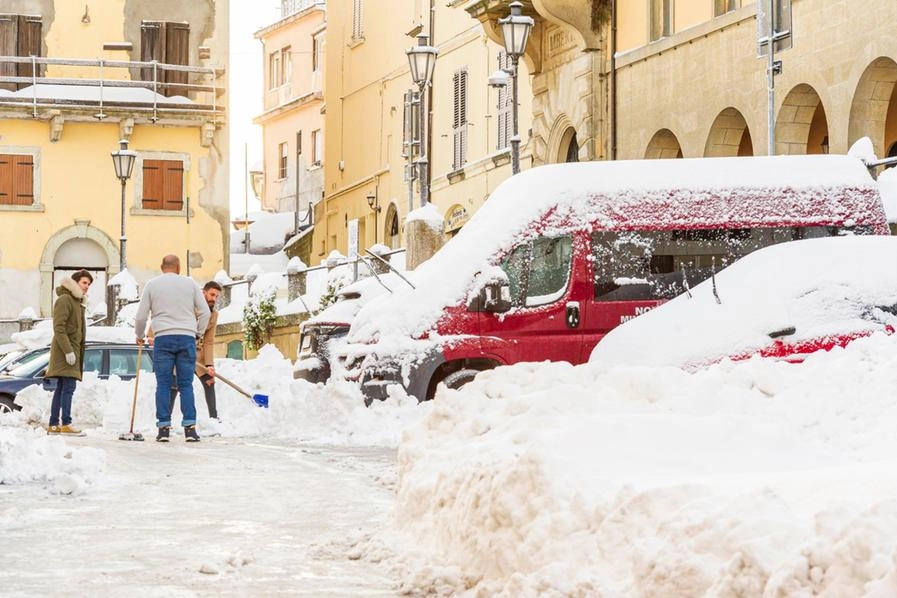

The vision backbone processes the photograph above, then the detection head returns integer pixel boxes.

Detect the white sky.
[229,0,283,218]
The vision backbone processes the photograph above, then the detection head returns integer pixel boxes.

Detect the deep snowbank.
[0,427,105,495]
[396,333,897,596]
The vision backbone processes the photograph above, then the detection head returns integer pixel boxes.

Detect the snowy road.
[1,435,399,597]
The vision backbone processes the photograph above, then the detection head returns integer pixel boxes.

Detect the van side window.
[526,235,574,307]
[498,244,528,307]
[592,226,845,301]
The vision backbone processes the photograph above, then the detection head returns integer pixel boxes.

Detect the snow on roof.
[590,235,897,368]
[229,212,302,254]
[12,325,135,350]
[349,155,887,343]
[5,84,193,105]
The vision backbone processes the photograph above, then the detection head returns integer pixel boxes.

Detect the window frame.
[132,151,191,217]
[268,50,281,90]
[0,146,42,211]
[311,129,322,166]
[278,141,289,180]
[452,67,469,170]
[649,0,673,42]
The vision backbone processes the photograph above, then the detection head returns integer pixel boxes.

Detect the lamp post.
[406,34,438,207]
[366,190,381,245]
[110,139,136,271]
[498,1,533,175]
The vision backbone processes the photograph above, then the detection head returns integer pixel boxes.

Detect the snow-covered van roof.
[348,155,887,343]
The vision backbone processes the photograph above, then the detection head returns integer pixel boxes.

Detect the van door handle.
[566,302,580,329]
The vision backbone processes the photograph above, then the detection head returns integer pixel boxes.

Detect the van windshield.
[592,225,863,301]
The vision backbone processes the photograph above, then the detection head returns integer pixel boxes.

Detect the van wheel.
[0,395,18,414]
[441,369,480,393]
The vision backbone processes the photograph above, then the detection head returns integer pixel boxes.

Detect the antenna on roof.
[711,257,722,305]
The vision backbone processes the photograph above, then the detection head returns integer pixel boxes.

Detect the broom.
[118,343,145,441]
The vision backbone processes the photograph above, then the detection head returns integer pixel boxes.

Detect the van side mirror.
[482,282,512,313]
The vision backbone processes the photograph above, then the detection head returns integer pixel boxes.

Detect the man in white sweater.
[134,255,211,443]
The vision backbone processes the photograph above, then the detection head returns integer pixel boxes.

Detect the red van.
[336,155,889,403]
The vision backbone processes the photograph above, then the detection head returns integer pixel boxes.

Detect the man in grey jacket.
[135,255,211,443]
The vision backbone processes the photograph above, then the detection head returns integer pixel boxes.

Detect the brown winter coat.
[46,277,87,380]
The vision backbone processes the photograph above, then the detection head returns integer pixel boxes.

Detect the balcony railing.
[0,56,225,121]
[282,0,326,19]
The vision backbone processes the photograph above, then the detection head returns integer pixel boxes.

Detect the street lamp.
[110,139,136,271]
[366,190,381,245]
[498,1,533,175]
[406,34,438,207]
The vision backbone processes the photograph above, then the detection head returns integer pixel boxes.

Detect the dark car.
[0,343,153,413]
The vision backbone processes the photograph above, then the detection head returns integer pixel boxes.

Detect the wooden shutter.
[142,160,164,209]
[352,0,363,40]
[162,160,184,210]
[0,154,12,205]
[12,155,33,205]
[453,69,468,170]
[16,15,41,88]
[164,22,189,97]
[140,21,164,88]
[0,15,15,91]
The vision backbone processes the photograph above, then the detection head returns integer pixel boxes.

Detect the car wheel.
[0,395,19,414]
[440,368,480,393]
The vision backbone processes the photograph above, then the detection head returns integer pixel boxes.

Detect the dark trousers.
[49,376,77,426]
[171,373,217,419]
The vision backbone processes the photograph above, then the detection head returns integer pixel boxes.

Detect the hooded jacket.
[46,277,87,379]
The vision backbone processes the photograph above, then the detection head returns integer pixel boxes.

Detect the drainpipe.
[427,0,435,201]
[610,0,617,161]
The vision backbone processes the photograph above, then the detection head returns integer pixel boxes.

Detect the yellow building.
[254,0,325,220]
[462,1,897,164]
[0,0,228,329]
[314,0,532,264]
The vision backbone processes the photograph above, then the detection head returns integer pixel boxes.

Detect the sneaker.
[47,425,61,435]
[58,425,85,436]
[184,425,200,443]
[156,426,170,442]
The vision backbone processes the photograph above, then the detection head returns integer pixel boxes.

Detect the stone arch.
[645,129,683,159]
[776,84,829,155]
[704,108,753,157]
[849,57,897,157]
[547,115,584,164]
[383,202,401,250]
[39,222,119,317]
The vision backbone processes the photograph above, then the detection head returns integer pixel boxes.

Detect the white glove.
[65,352,76,366]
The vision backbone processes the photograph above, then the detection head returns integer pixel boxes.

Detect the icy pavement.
[0,435,399,597]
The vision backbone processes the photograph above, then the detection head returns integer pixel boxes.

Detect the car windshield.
[7,351,50,378]
[0,350,24,372]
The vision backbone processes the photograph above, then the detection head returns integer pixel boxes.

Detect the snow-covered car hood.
[590,235,897,368]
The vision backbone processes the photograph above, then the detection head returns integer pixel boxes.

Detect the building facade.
[314,0,532,264]
[463,0,897,166]
[0,0,228,325]
[254,0,325,220]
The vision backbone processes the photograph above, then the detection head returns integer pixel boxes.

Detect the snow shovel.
[197,364,268,408]
[119,343,145,441]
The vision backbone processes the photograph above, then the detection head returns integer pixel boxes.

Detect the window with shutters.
[0,14,43,92]
[312,130,322,166]
[140,21,190,97]
[312,33,324,72]
[649,0,673,41]
[278,142,288,179]
[141,159,184,211]
[452,68,469,171]
[714,0,740,16]
[351,0,364,41]
[281,46,292,86]
[0,153,36,207]
[496,53,512,150]
[268,51,281,89]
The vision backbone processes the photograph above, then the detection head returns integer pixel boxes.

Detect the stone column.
[405,219,445,270]
[287,263,308,302]
[368,245,391,275]
[18,314,34,332]
[218,284,232,309]
[106,283,121,326]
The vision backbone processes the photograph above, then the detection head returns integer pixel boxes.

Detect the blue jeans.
[49,376,77,426]
[153,335,197,427]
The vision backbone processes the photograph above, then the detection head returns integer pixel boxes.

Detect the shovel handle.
[196,364,253,400]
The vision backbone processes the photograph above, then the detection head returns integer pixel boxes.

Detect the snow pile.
[590,236,897,368]
[877,166,897,223]
[0,426,105,495]
[395,333,897,595]
[107,269,139,301]
[406,204,445,228]
[17,306,38,320]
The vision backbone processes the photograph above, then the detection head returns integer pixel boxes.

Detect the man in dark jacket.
[46,270,92,435]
